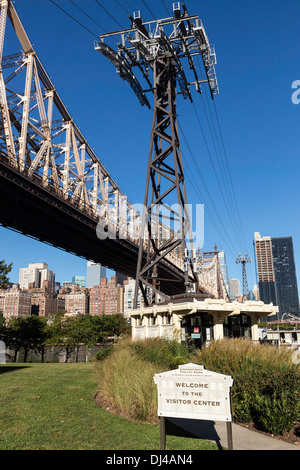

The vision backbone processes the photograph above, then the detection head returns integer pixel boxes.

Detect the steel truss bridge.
[0,0,228,302]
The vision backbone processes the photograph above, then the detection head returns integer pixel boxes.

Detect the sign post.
[154,363,234,450]
[160,416,166,450]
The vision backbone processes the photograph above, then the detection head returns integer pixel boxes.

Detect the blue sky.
[1,0,300,296]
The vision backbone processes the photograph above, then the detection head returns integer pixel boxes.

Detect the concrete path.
[169,418,300,450]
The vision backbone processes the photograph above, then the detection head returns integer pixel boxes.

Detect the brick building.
[2,285,31,321]
[65,288,89,316]
[89,276,123,315]
[89,278,107,315]
[30,280,58,317]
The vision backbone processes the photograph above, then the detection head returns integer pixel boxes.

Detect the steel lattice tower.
[95,2,219,307]
[236,254,252,301]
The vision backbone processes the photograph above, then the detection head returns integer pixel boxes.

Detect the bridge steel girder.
[0,155,187,297]
[0,1,213,300]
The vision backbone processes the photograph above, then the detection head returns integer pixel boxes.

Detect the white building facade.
[19,263,55,290]
[130,298,278,346]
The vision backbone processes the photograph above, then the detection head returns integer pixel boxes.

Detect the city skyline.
[0,0,300,300]
[5,247,269,301]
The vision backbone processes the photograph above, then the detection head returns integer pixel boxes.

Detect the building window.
[224,314,252,339]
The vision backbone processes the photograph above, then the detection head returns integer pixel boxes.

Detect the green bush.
[250,391,300,435]
[131,338,189,370]
[192,338,300,435]
[95,346,114,361]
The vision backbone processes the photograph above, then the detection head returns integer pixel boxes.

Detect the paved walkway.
[169,418,300,450]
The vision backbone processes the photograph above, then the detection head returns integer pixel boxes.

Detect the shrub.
[95,346,114,361]
[131,338,189,370]
[250,391,300,435]
[192,338,300,435]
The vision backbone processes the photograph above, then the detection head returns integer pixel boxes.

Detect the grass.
[94,338,160,423]
[191,337,298,374]
[0,362,218,450]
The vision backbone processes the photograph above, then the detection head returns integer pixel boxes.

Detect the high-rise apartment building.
[19,263,55,290]
[218,251,229,286]
[254,233,276,306]
[89,276,123,315]
[65,290,89,316]
[123,278,145,317]
[271,236,299,316]
[89,278,107,315]
[30,280,57,317]
[115,272,127,286]
[86,262,106,288]
[105,276,123,314]
[254,232,300,317]
[2,285,31,321]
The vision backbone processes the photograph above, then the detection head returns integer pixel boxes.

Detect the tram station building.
[129,296,278,347]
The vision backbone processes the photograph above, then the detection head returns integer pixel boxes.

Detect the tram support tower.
[236,254,252,301]
[95,2,219,307]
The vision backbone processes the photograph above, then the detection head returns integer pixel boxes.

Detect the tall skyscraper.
[218,250,229,288]
[254,233,276,306]
[254,232,300,317]
[86,261,106,288]
[272,237,300,316]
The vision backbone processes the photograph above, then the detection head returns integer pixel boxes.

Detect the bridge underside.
[0,158,193,297]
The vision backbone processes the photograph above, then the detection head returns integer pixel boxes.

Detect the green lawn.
[0,363,219,450]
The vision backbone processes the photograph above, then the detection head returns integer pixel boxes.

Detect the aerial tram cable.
[192,57,246,254]
[140,0,157,20]
[212,99,248,252]
[191,101,244,253]
[49,0,100,39]
[178,120,239,257]
[69,0,110,34]
[113,0,131,16]
[160,0,172,17]
[194,52,248,253]
[94,0,125,30]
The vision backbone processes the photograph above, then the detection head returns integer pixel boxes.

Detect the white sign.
[154,363,233,422]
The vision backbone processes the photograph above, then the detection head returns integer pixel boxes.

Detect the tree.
[93,314,129,338]
[5,316,48,362]
[0,259,12,290]
[45,313,129,362]
[0,312,5,330]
